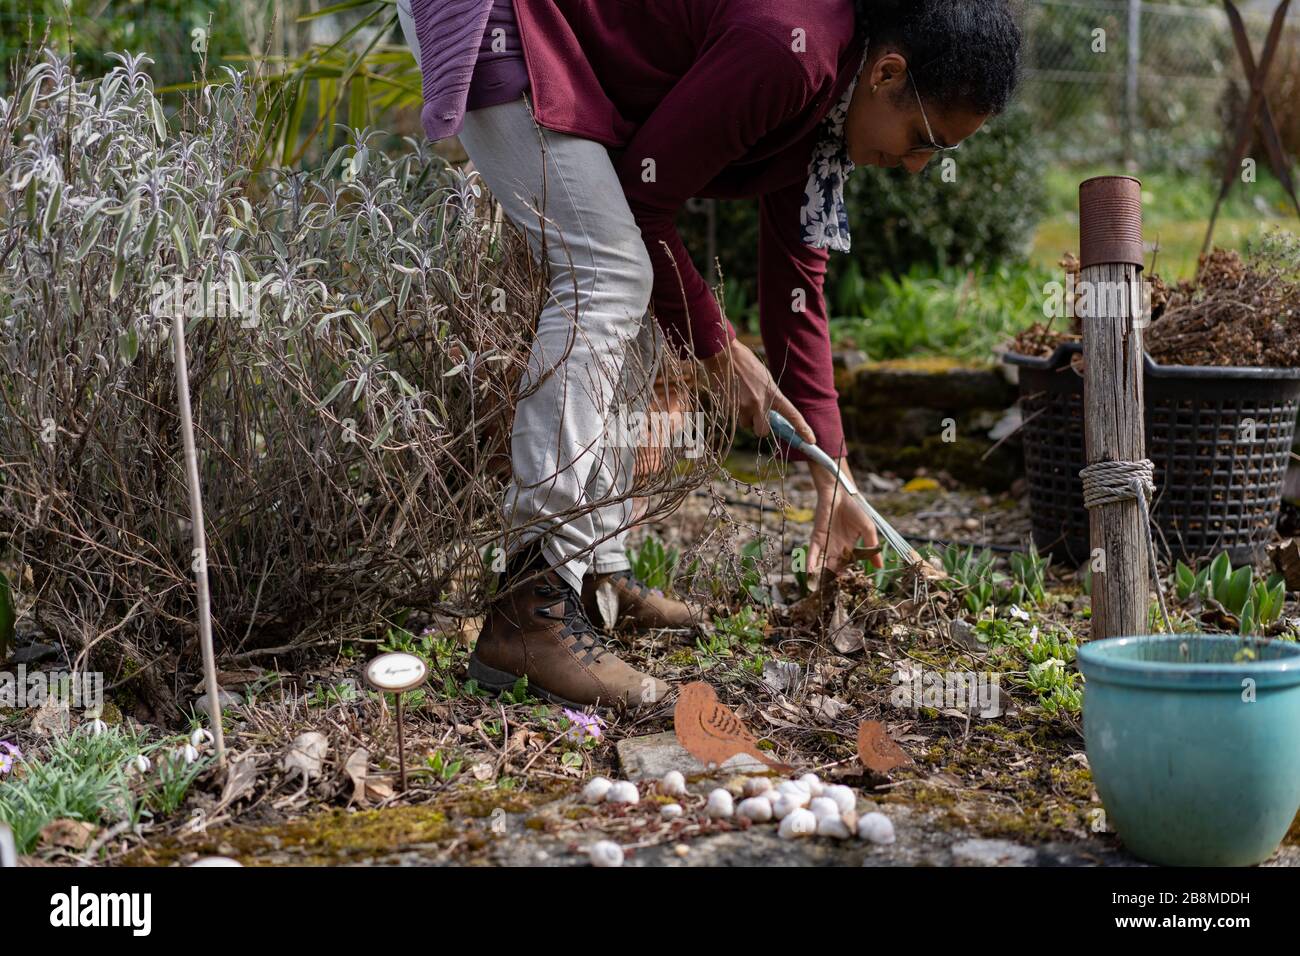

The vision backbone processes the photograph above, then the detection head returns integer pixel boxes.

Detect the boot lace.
[536,581,609,666]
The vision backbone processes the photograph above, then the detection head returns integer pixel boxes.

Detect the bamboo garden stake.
[173,312,226,769]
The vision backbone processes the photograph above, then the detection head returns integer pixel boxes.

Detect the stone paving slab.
[616,731,770,781]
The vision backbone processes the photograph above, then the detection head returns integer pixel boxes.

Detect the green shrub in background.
[846,106,1047,277]
[680,106,1046,334]
[828,261,1050,362]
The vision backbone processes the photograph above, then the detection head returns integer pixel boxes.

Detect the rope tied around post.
[1079,458,1172,632]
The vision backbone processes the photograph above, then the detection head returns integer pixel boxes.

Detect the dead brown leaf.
[40,818,94,850]
[856,719,912,773]
[344,747,393,805]
[219,754,259,808]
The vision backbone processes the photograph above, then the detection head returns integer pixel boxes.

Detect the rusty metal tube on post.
[1078,175,1150,640]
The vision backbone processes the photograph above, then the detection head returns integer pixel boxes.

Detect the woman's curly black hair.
[853,0,1024,116]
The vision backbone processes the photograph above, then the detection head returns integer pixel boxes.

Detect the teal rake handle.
[767,410,922,563]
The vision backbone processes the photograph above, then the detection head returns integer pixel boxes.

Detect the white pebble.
[809,797,841,821]
[605,781,639,805]
[823,784,857,815]
[582,777,613,804]
[660,770,687,797]
[799,773,825,797]
[776,780,811,807]
[771,794,803,820]
[817,815,853,840]
[588,840,624,867]
[778,808,818,839]
[706,788,734,819]
[674,844,690,857]
[743,777,774,798]
[660,803,684,820]
[737,797,774,822]
[858,811,896,845]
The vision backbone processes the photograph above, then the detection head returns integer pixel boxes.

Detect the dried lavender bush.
[0,51,727,715]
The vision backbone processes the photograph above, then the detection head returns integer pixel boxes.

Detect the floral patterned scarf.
[802,48,869,253]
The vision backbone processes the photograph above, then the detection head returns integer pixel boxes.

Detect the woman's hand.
[808,458,884,576]
[699,339,816,443]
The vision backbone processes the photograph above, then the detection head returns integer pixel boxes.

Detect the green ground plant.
[975,617,1082,716]
[932,543,1052,615]
[628,535,680,592]
[0,725,209,854]
[1174,552,1288,636]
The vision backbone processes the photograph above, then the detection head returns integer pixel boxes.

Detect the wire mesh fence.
[1,1,1297,171]
[1023,0,1298,169]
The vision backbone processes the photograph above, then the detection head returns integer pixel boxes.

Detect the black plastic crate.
[1005,343,1300,566]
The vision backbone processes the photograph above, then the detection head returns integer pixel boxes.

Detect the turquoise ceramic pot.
[1078,634,1300,866]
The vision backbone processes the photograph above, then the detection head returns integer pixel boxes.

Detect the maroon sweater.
[506,0,862,457]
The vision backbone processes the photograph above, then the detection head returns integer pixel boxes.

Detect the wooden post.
[1079,176,1148,640]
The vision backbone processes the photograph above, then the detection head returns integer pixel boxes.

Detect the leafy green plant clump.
[933,543,1051,615]
[975,618,1083,716]
[1174,553,1288,637]
[0,725,209,855]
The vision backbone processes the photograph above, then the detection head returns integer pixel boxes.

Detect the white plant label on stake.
[364,653,428,792]
[364,652,428,693]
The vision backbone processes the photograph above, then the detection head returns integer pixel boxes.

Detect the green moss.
[123,785,566,866]
[123,806,452,867]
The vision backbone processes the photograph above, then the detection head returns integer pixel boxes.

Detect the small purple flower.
[0,740,22,775]
[562,709,605,743]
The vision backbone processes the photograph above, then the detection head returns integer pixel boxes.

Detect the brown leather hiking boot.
[469,549,669,709]
[582,569,699,631]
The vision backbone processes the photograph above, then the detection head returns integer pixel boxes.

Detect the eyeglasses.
[907,70,961,155]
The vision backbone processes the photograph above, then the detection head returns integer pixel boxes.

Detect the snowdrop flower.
[778,808,817,839]
[661,803,684,820]
[128,754,152,775]
[737,797,773,822]
[1008,605,1030,622]
[659,770,687,797]
[588,840,624,868]
[605,781,639,805]
[82,719,108,737]
[582,777,613,804]
[190,728,214,749]
[858,812,896,845]
[180,744,201,764]
[706,789,734,819]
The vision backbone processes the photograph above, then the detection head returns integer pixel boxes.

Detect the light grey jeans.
[399,5,659,593]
